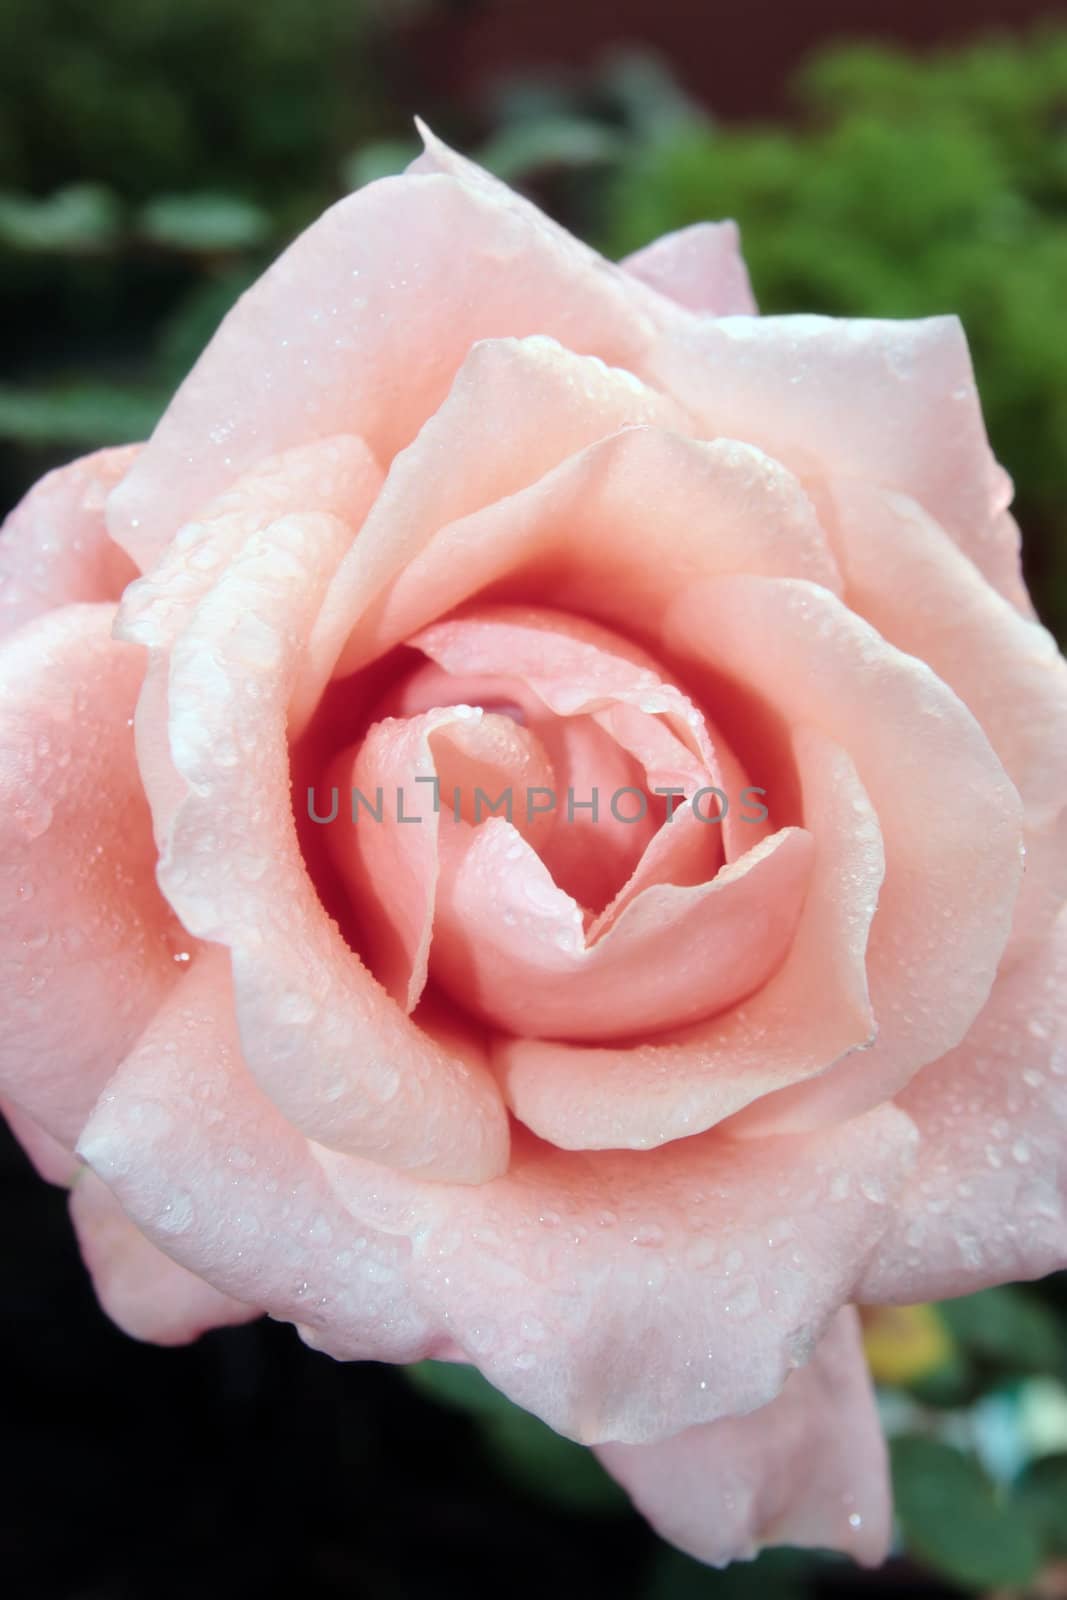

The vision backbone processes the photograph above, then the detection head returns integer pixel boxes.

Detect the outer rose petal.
[77,947,438,1364]
[116,435,383,855]
[669,576,1024,1131]
[621,222,758,316]
[826,480,1067,951]
[2,1099,77,1185]
[107,153,688,570]
[0,604,185,1145]
[596,1307,889,1568]
[646,313,1023,606]
[859,908,1067,1302]
[69,1168,255,1346]
[413,127,1027,614]
[119,435,382,656]
[0,445,139,636]
[154,510,509,1181]
[316,1104,917,1444]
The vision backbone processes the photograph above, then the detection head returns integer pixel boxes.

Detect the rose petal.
[412,131,1013,612]
[325,705,555,1011]
[500,727,882,1149]
[2,1099,77,1186]
[0,604,185,1145]
[107,148,687,571]
[646,313,1022,605]
[316,1102,917,1443]
[381,659,661,909]
[156,510,509,1181]
[621,221,758,316]
[669,575,1023,1130]
[531,712,666,907]
[70,1167,256,1346]
[432,818,811,1041]
[827,479,1067,951]
[326,420,840,691]
[596,1307,889,1568]
[116,435,382,855]
[587,796,729,940]
[0,446,139,635]
[859,908,1067,1302]
[297,336,689,728]
[1012,809,1067,961]
[117,435,382,654]
[76,946,438,1362]
[409,606,759,859]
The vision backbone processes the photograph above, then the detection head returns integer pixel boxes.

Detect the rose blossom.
[2,126,1066,1568]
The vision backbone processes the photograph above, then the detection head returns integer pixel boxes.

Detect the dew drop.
[157,1190,194,1235]
[829,1172,851,1202]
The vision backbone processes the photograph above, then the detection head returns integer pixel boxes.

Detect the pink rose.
[2,128,1066,1568]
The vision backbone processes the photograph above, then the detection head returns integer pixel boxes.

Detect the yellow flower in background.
[863,1304,956,1387]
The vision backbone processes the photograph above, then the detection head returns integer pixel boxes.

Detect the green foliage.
[938,1285,1065,1378]
[0,0,402,489]
[600,27,1067,640]
[340,140,421,193]
[136,194,273,255]
[890,1435,1043,1590]
[0,0,383,202]
[478,117,626,184]
[0,184,121,251]
[1016,1453,1067,1555]
[643,1546,816,1599]
[0,380,165,446]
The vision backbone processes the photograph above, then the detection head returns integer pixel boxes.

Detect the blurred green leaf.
[0,184,121,251]
[938,1287,1064,1376]
[0,382,164,447]
[404,1359,505,1419]
[478,117,625,182]
[890,1435,1042,1590]
[405,1360,626,1513]
[137,192,273,253]
[643,1546,815,1599]
[1017,1453,1067,1555]
[341,140,419,192]
[598,49,707,140]
[905,1351,977,1409]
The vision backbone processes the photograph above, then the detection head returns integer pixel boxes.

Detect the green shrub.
[601,28,1067,639]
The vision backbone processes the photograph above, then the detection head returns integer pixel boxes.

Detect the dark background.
[405,0,1060,118]
[3,4,1066,1597]
[0,1119,974,1600]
